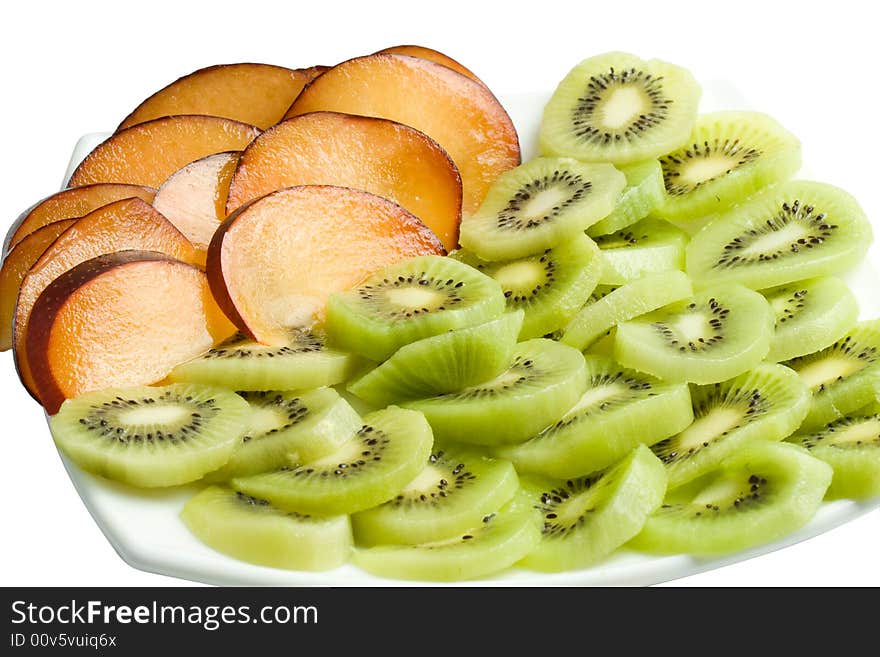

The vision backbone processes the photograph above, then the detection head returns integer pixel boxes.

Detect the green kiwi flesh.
[452,232,602,339]
[325,255,506,361]
[655,111,801,222]
[401,339,588,445]
[352,490,542,581]
[630,442,831,555]
[497,355,693,478]
[540,51,701,164]
[204,388,362,481]
[784,321,880,430]
[181,486,352,571]
[561,270,693,350]
[686,181,871,289]
[614,284,773,384]
[347,311,523,407]
[520,445,667,571]
[588,160,665,237]
[168,328,360,391]
[652,363,810,489]
[595,217,689,285]
[459,157,625,260]
[763,277,859,363]
[788,402,880,499]
[352,448,519,545]
[50,383,250,487]
[231,407,433,515]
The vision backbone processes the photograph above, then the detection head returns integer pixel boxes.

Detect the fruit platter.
[3,46,879,585]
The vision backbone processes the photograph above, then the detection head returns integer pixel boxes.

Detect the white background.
[1,0,877,586]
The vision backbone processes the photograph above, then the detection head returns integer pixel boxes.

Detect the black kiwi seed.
[714,199,838,269]
[495,170,592,231]
[282,424,390,479]
[234,491,311,519]
[76,393,219,445]
[650,298,729,352]
[204,330,324,360]
[660,139,762,196]
[384,451,477,509]
[594,228,648,249]
[442,357,539,400]
[772,288,809,324]
[357,272,468,318]
[797,412,880,449]
[652,385,770,465]
[535,477,603,536]
[572,67,671,145]
[787,334,879,392]
[236,392,310,443]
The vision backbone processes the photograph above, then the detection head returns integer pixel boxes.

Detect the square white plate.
[57,84,880,586]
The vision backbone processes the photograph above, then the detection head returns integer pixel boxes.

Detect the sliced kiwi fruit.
[561,270,693,351]
[519,445,667,571]
[655,111,802,222]
[784,321,880,430]
[347,311,523,407]
[652,363,810,489]
[325,255,505,362]
[594,217,689,285]
[451,232,602,339]
[352,490,542,581]
[50,383,250,488]
[231,406,433,515]
[630,442,831,555]
[498,355,693,478]
[763,277,859,363]
[614,284,773,384]
[401,339,587,445]
[540,51,701,164]
[352,448,519,546]
[686,181,871,289]
[204,388,362,481]
[181,486,352,571]
[168,328,360,391]
[588,160,665,237]
[458,157,625,261]
[788,401,880,500]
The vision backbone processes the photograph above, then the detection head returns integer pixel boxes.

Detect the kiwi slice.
[458,157,624,261]
[784,321,880,430]
[630,442,831,555]
[652,364,810,489]
[520,445,667,571]
[614,284,773,384]
[686,181,871,289]
[231,407,433,515]
[181,486,352,571]
[204,388,362,481]
[561,270,693,350]
[347,311,523,407]
[452,232,602,339]
[540,51,701,164]
[764,277,859,363]
[498,355,692,478]
[788,402,880,500]
[352,448,519,546]
[594,217,689,285]
[352,490,542,581]
[401,339,587,446]
[50,383,249,488]
[588,160,665,237]
[655,111,802,222]
[168,328,360,391]
[325,255,505,362]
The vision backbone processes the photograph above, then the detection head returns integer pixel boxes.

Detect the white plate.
[57,85,880,586]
